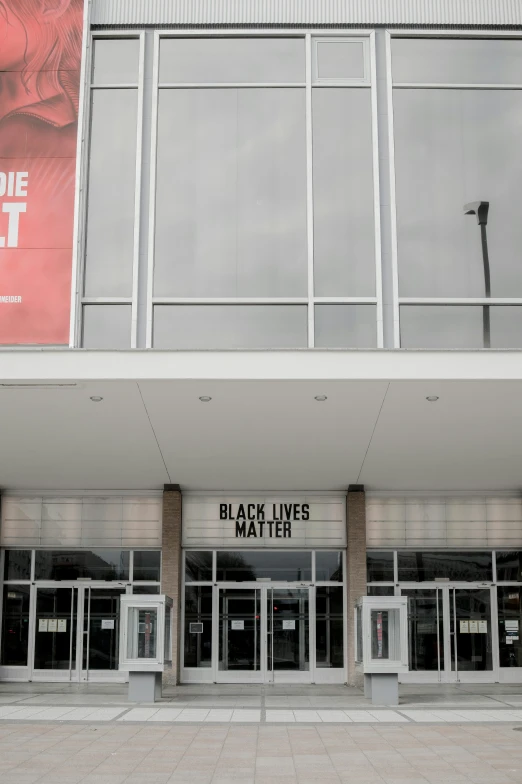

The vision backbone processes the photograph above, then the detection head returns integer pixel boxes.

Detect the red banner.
[0,0,84,344]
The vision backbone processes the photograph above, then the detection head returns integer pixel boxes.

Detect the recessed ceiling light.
[426,396,439,402]
[314,395,328,402]
[199,396,212,402]
[90,396,103,402]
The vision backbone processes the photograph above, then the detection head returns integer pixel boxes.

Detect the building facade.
[1,0,522,686]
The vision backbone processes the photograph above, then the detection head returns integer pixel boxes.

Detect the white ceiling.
[1,376,521,492]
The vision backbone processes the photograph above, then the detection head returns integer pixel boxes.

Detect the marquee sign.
[183,496,346,548]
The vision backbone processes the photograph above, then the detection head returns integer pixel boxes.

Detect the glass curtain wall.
[81,35,379,349]
[81,37,141,348]
[391,37,522,348]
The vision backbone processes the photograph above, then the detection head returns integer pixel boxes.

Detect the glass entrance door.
[81,587,126,680]
[402,588,444,681]
[402,585,496,683]
[267,588,310,683]
[450,587,493,682]
[216,586,311,683]
[33,586,78,679]
[217,587,262,682]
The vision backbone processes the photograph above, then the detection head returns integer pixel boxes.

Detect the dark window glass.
[367,552,394,582]
[216,551,312,582]
[184,586,213,668]
[316,586,344,668]
[4,550,31,581]
[83,588,125,670]
[34,587,77,670]
[496,551,522,582]
[498,587,522,668]
[398,552,492,582]
[315,551,343,582]
[132,585,160,595]
[367,586,395,597]
[1,586,30,666]
[34,550,129,581]
[133,551,161,581]
[402,588,444,671]
[185,552,213,582]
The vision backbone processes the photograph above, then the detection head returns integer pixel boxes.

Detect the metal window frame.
[386,29,522,348]
[146,30,382,349]
[76,30,145,349]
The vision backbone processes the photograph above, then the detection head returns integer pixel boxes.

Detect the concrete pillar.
[346,484,367,687]
[161,484,182,685]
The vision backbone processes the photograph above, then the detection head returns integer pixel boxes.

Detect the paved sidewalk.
[2,684,522,783]
[1,720,522,784]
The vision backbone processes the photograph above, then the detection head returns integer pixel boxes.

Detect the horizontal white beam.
[1,349,522,381]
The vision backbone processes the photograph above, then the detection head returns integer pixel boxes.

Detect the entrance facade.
[0,547,162,682]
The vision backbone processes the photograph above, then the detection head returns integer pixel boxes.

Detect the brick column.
[346,484,367,687]
[161,484,182,685]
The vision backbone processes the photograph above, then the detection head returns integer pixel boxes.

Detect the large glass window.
[496,551,522,582]
[34,550,130,581]
[315,551,343,582]
[498,587,522,668]
[185,552,213,582]
[3,550,31,581]
[217,551,312,582]
[397,551,493,583]
[1,586,30,666]
[367,551,394,582]
[153,305,308,349]
[133,551,161,582]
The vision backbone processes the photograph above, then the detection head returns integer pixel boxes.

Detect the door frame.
[30,581,129,683]
[213,583,314,684]
[400,582,499,684]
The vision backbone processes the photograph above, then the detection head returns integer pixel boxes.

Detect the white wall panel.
[367,496,522,548]
[92,0,522,26]
[1,496,162,548]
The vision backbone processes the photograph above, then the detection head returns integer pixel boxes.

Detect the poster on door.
[0,0,85,344]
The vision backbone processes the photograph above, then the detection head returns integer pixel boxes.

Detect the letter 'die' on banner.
[0,0,85,344]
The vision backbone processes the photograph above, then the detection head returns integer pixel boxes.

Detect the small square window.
[313,38,369,84]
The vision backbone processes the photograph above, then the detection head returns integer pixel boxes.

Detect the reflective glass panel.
[82,305,131,349]
[316,41,364,79]
[185,552,213,582]
[392,38,522,85]
[216,551,312,582]
[84,89,137,297]
[34,587,77,670]
[316,586,344,668]
[84,588,124,670]
[268,588,309,671]
[219,588,261,671]
[496,551,522,582]
[312,89,375,296]
[400,306,483,349]
[367,551,394,582]
[315,305,377,348]
[127,607,157,659]
[132,585,160,595]
[154,89,307,297]
[402,588,444,671]
[451,588,493,672]
[34,550,129,581]
[92,39,140,84]
[184,586,212,668]
[133,551,161,582]
[398,551,493,582]
[367,586,395,597]
[315,551,343,582]
[159,37,305,83]
[4,550,31,581]
[153,305,308,349]
[394,90,522,297]
[498,587,522,668]
[1,585,30,666]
